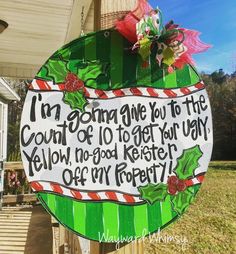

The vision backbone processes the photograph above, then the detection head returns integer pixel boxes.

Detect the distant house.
[0,78,20,198]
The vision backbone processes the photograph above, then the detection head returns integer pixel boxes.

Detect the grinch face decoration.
[20,3,212,242]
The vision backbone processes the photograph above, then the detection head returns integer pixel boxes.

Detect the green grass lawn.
[144,167,236,254]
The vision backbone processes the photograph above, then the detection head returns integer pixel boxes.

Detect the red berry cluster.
[167,175,187,195]
[65,73,84,92]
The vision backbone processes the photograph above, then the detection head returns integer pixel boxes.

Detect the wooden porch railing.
[2,161,37,205]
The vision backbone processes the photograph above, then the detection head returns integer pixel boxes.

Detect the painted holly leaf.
[162,47,175,66]
[67,60,91,74]
[139,183,168,204]
[68,60,110,88]
[63,91,88,112]
[37,60,107,87]
[78,61,104,82]
[174,145,203,180]
[39,60,68,83]
[171,188,194,215]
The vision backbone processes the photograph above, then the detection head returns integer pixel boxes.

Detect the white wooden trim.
[0,78,20,101]
[0,102,7,162]
[2,103,8,161]
[0,102,4,161]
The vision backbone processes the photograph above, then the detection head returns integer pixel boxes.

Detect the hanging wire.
[80,6,85,36]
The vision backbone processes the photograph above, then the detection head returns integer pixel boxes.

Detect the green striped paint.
[136,58,151,86]
[73,201,86,235]
[84,35,97,88]
[36,192,200,241]
[47,194,74,229]
[84,36,96,61]
[164,69,177,88]
[36,29,203,90]
[133,204,149,237]
[147,201,162,233]
[123,39,137,87]
[96,31,111,62]
[64,197,74,229]
[103,203,119,240]
[96,31,111,90]
[118,205,135,239]
[189,65,200,84]
[161,195,173,226]
[47,193,56,214]
[70,37,85,60]
[85,202,104,240]
[156,69,167,88]
[110,31,124,88]
[66,38,85,79]
[176,65,192,87]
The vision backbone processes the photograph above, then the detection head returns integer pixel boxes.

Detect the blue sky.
[149,0,236,74]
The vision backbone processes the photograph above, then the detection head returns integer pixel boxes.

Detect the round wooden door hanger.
[20,3,213,242]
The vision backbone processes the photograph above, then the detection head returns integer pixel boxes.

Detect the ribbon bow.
[133,9,188,72]
[116,1,211,72]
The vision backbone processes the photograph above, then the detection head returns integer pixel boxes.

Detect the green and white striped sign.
[20,29,213,242]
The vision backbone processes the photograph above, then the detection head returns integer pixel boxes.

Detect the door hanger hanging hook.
[81,5,85,37]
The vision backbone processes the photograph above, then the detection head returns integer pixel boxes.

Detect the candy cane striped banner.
[185,174,205,187]
[30,174,205,204]
[29,79,205,99]
[30,181,142,204]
